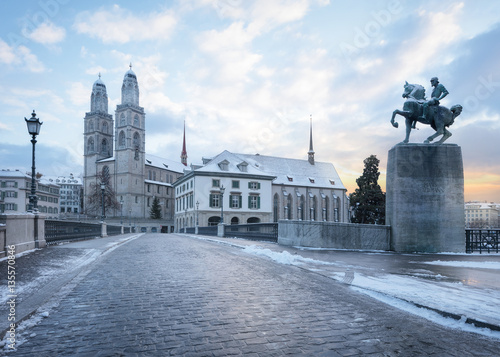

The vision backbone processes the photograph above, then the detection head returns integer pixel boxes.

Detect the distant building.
[45,174,83,218]
[83,67,185,232]
[465,202,500,228]
[0,169,60,218]
[173,121,349,231]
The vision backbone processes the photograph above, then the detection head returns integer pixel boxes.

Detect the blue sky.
[1,0,499,201]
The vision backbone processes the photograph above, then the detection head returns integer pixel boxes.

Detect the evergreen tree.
[150,196,162,219]
[349,155,385,224]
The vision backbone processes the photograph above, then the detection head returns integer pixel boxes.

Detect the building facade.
[0,169,60,218]
[45,174,83,218]
[173,144,349,231]
[83,68,185,232]
[465,202,500,228]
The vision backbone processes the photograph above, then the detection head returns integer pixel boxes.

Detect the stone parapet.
[278,220,390,250]
[0,214,46,256]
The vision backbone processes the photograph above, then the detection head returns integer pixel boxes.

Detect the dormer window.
[218,160,229,171]
[237,162,248,172]
[309,177,315,183]
[329,180,335,185]
[287,176,293,182]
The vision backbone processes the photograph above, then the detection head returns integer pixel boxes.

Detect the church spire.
[308,114,315,165]
[181,121,188,166]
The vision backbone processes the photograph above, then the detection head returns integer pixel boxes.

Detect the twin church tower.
[83,66,185,224]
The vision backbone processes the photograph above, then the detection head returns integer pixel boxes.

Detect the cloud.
[27,21,66,44]
[74,5,177,44]
[0,39,45,72]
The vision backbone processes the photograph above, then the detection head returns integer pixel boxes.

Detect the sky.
[0,0,499,202]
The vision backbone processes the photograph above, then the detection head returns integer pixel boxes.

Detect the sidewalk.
[0,233,144,338]
[2,232,500,342]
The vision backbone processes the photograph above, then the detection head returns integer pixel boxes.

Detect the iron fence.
[466,229,500,253]
[224,223,278,242]
[45,220,123,245]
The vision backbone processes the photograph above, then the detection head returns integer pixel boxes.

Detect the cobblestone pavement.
[5,234,499,356]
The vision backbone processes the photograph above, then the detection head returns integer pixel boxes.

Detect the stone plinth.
[386,144,465,253]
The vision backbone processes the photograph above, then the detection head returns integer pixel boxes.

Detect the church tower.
[114,65,146,218]
[83,75,114,198]
[308,115,315,165]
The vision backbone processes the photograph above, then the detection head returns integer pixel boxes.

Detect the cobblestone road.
[6,234,499,356]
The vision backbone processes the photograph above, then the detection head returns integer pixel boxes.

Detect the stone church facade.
[83,68,185,232]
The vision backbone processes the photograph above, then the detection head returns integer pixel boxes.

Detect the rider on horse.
[418,77,449,123]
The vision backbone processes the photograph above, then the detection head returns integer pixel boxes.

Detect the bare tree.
[84,171,120,218]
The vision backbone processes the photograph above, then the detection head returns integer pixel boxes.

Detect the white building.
[174,123,349,231]
[83,68,185,232]
[465,202,500,228]
[0,169,60,218]
[45,174,83,218]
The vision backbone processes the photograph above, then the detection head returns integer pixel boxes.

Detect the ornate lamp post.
[196,201,199,226]
[100,183,106,221]
[25,110,43,212]
[120,199,123,225]
[219,185,225,224]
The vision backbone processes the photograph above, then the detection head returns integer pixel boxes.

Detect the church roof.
[235,153,346,190]
[145,154,186,174]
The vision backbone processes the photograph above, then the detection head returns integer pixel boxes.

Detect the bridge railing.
[466,229,500,253]
[45,220,123,245]
[224,223,278,242]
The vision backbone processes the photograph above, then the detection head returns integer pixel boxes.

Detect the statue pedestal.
[386,144,465,253]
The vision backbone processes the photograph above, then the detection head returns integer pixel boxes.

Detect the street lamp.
[100,183,106,221]
[219,185,225,224]
[196,201,199,226]
[25,110,43,212]
[120,199,123,225]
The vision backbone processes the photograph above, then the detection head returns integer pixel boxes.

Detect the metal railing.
[45,220,123,245]
[466,229,500,253]
[224,223,278,242]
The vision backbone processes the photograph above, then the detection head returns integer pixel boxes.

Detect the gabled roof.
[194,150,275,179]
[236,153,346,190]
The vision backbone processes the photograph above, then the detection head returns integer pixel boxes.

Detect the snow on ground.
[241,245,500,340]
[420,260,500,270]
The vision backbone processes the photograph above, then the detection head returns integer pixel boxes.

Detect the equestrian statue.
[390,77,462,144]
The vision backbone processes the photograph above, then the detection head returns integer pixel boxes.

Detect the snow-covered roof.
[45,175,83,185]
[144,179,173,187]
[194,150,275,179]
[145,154,186,174]
[0,169,30,179]
[236,153,346,190]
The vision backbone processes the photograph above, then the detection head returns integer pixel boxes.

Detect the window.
[232,180,240,189]
[287,176,293,182]
[101,139,108,155]
[210,194,221,208]
[309,177,315,183]
[87,138,95,153]
[248,195,260,209]
[5,203,17,211]
[218,160,229,171]
[119,131,125,148]
[102,122,108,134]
[89,120,94,131]
[134,115,139,127]
[212,179,220,188]
[120,114,126,126]
[133,132,140,148]
[230,195,242,209]
[248,182,260,190]
[237,162,248,172]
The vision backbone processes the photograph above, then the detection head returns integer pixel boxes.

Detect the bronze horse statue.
[391,82,462,144]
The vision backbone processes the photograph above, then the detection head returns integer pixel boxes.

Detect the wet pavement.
[1,233,500,356]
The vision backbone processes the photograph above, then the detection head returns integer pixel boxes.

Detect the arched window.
[273,193,279,222]
[324,196,329,221]
[247,217,260,224]
[286,194,292,220]
[102,166,110,184]
[102,122,108,134]
[87,137,94,153]
[101,138,108,155]
[133,132,140,148]
[311,196,317,221]
[208,216,220,226]
[231,217,239,225]
[298,195,305,221]
[119,131,126,148]
[88,120,94,131]
[134,115,139,127]
[120,113,126,126]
